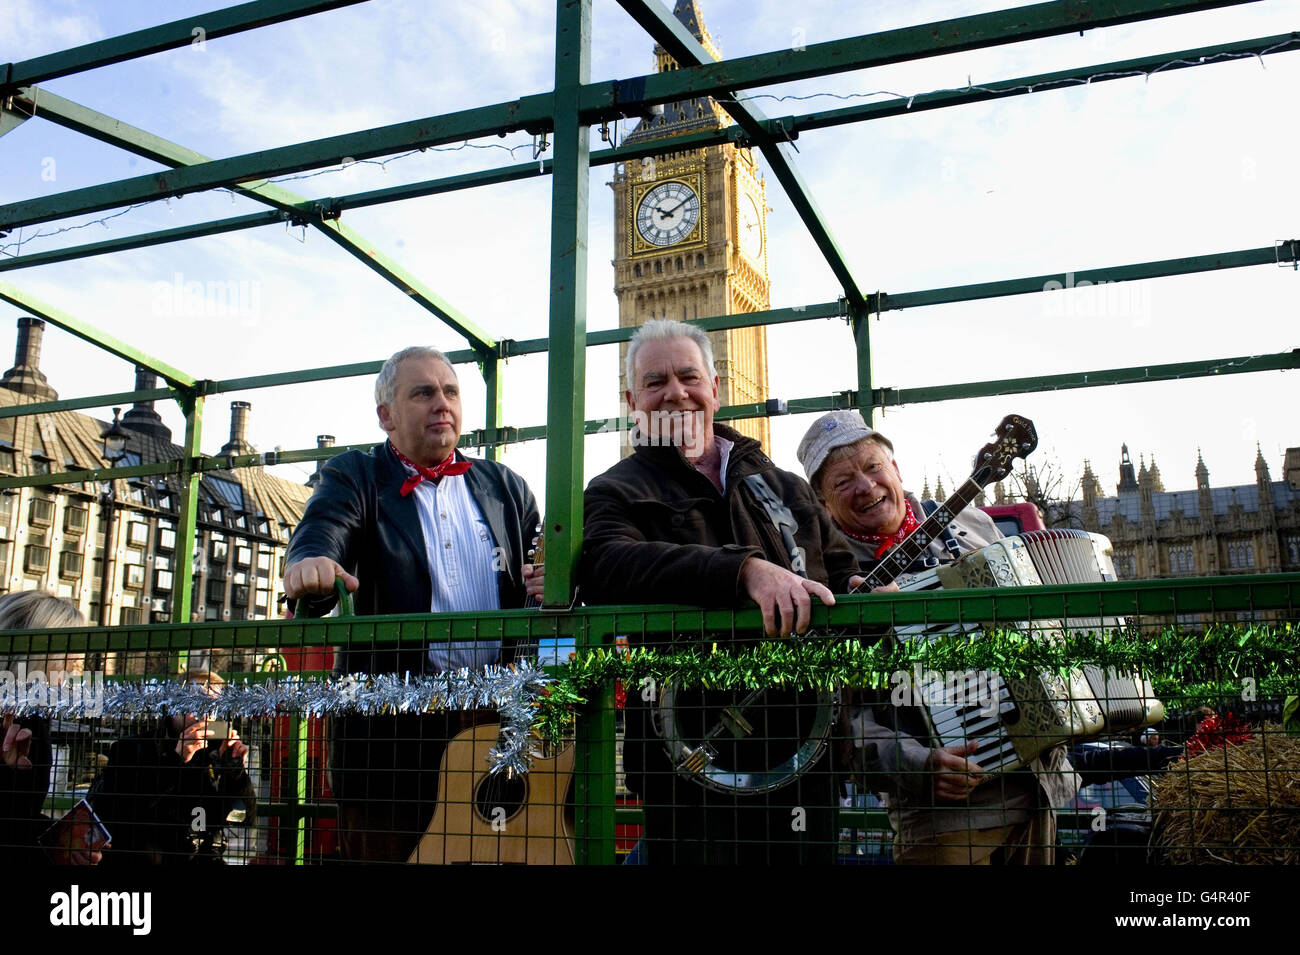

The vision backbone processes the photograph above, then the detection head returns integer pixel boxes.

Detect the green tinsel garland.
[532,623,1300,743]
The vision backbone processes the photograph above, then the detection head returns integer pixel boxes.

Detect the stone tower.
[610,0,772,450]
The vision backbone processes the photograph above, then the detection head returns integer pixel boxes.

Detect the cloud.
[0,0,100,61]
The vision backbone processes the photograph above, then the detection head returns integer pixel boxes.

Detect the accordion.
[894,529,1164,774]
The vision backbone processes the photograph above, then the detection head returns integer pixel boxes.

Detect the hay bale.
[1152,726,1300,865]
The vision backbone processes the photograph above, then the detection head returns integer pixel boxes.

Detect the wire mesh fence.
[2,572,1297,866]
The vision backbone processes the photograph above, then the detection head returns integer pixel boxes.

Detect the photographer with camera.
[91,669,255,865]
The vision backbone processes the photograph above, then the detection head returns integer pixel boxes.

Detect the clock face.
[740,194,763,259]
[636,181,701,247]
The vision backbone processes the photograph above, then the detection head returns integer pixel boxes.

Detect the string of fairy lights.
[1,35,1294,260]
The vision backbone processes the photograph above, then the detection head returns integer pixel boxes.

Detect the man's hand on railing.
[283,557,359,599]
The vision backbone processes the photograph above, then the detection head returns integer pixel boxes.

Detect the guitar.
[406,723,575,865]
[407,526,576,865]
[659,413,1038,795]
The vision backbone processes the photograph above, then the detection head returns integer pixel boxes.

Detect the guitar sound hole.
[474,772,529,825]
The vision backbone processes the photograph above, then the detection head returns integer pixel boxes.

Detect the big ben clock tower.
[612,0,772,450]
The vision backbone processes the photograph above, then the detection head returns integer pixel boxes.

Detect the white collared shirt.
[404,467,502,671]
[715,436,733,493]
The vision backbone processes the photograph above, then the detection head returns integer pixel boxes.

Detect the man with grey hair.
[284,345,542,863]
[581,319,863,863]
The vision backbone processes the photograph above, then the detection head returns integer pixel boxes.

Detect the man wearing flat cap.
[796,410,1000,571]
[797,410,1074,865]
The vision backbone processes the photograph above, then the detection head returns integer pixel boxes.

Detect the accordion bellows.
[897,530,1164,774]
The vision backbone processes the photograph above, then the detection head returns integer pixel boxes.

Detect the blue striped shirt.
[405,469,502,671]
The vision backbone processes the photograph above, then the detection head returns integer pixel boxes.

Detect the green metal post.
[481,354,504,463]
[293,715,308,865]
[171,389,205,625]
[542,0,589,609]
[850,302,875,427]
[548,0,613,865]
[574,679,616,865]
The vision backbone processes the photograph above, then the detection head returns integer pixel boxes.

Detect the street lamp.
[98,408,129,629]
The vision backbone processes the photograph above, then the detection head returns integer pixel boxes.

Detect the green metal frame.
[2,0,1297,864]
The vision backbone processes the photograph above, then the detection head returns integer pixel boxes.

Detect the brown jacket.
[580,424,859,606]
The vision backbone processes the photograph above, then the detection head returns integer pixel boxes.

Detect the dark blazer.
[286,442,540,675]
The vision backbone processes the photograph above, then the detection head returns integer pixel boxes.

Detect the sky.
[0,0,1297,506]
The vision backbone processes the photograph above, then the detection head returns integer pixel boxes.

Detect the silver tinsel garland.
[0,663,552,777]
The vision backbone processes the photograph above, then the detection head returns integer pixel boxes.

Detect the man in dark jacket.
[581,319,862,864]
[284,346,542,863]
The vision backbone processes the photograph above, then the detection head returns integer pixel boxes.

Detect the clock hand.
[657,197,691,218]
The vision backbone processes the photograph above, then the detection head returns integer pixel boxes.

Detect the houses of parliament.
[983,442,1300,582]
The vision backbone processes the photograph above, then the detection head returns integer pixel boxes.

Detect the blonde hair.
[0,590,86,675]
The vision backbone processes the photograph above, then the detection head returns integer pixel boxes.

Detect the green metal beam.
[504,300,847,356]
[1,0,1265,233]
[8,29,1293,271]
[5,224,1294,423]
[873,243,1300,312]
[8,87,496,354]
[0,302,844,423]
[7,256,1296,432]
[542,0,591,610]
[5,574,1297,656]
[769,32,1300,137]
[480,355,505,463]
[0,281,195,386]
[0,386,175,420]
[313,220,494,353]
[172,390,204,623]
[875,349,1300,407]
[617,0,867,307]
[0,95,553,232]
[590,0,1264,117]
[851,302,875,427]
[0,211,286,273]
[3,342,1292,493]
[9,91,490,349]
[1,0,371,89]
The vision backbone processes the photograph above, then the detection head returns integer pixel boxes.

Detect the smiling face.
[377,355,462,467]
[816,437,908,537]
[625,335,719,459]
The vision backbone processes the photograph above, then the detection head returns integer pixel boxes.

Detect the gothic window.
[696,254,704,267]
[655,260,663,274]
[1112,549,1136,579]
[1285,535,1300,567]
[675,257,683,271]
[634,264,641,277]
[1227,540,1255,569]
[1166,544,1195,574]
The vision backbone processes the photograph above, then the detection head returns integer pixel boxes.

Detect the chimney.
[306,434,335,487]
[120,365,172,442]
[1,316,58,401]
[218,401,256,456]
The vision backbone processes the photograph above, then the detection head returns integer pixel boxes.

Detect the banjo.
[656,414,1038,795]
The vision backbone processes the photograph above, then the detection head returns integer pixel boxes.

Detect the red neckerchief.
[390,443,472,496]
[841,497,921,559]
